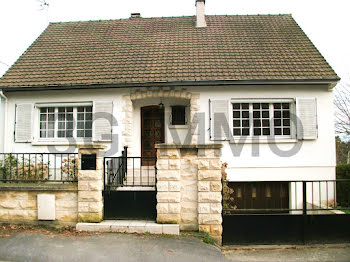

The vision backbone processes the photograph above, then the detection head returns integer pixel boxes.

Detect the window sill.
[32,139,94,146]
[168,125,189,129]
[229,137,298,144]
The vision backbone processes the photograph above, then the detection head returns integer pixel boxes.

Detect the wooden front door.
[141,106,164,165]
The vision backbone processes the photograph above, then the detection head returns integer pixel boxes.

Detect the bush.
[336,164,350,207]
[0,154,49,182]
[0,154,78,182]
[336,164,350,179]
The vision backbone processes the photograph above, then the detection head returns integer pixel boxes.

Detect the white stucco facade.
[0,83,336,184]
[0,96,4,152]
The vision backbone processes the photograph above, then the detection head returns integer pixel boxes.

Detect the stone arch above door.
[130,89,192,101]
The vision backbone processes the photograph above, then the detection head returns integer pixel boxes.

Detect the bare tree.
[334,78,350,136]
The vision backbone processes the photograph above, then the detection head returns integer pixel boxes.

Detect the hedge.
[337,164,350,179]
[336,164,350,207]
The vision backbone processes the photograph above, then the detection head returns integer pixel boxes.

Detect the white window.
[232,101,293,137]
[39,106,92,139]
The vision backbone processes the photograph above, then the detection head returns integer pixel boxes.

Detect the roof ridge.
[49,14,292,25]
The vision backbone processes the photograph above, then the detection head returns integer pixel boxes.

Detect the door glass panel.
[237,187,242,198]
[144,119,151,128]
[144,130,152,138]
[155,130,161,138]
[266,186,271,198]
[155,119,161,128]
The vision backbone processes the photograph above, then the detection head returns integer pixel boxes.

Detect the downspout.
[0,90,8,152]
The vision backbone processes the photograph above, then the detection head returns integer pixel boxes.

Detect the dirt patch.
[0,223,101,238]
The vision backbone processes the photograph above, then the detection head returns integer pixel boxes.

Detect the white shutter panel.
[93,101,113,142]
[296,97,318,140]
[15,103,33,142]
[210,99,230,141]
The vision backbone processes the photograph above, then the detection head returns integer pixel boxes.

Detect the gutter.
[0,78,340,92]
[0,90,8,152]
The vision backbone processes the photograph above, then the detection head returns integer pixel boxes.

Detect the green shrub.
[0,154,78,182]
[0,154,49,182]
[336,164,350,179]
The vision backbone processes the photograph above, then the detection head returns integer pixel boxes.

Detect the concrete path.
[0,233,228,262]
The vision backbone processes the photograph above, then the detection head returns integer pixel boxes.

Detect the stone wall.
[0,145,105,224]
[155,144,223,244]
[77,145,105,223]
[0,184,78,223]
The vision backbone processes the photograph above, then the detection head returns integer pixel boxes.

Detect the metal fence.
[105,154,157,190]
[222,179,350,245]
[0,153,78,183]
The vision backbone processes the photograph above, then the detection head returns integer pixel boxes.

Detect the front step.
[76,220,179,235]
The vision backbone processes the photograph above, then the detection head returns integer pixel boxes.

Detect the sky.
[0,0,349,84]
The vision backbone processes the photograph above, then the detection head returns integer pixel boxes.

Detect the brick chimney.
[130,13,141,18]
[196,0,207,28]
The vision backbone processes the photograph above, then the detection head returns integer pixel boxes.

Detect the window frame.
[35,102,93,142]
[230,99,296,141]
[170,105,187,126]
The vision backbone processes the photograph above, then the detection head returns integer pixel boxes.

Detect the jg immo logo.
[46,111,304,157]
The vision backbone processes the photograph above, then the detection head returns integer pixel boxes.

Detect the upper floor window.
[40,106,92,138]
[232,102,292,137]
[171,106,187,125]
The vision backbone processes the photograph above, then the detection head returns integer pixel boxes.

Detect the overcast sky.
[0,0,349,83]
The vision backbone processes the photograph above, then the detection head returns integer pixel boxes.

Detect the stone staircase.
[76,220,179,235]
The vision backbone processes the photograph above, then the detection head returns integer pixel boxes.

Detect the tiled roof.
[0,15,339,88]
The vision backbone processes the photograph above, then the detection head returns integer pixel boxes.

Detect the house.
[0,0,340,244]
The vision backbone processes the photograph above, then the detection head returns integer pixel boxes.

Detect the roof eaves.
[0,78,340,92]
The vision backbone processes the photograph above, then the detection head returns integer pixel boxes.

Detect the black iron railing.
[104,148,157,189]
[0,153,78,183]
[222,179,350,214]
[105,147,127,188]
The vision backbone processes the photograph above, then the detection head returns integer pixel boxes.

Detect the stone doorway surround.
[122,87,200,156]
[155,143,223,245]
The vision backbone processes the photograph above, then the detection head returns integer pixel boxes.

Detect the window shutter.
[296,97,317,140]
[15,103,33,142]
[93,101,113,142]
[210,99,230,140]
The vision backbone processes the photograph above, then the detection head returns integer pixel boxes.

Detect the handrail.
[104,154,157,189]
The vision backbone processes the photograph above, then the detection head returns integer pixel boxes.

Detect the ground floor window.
[39,106,92,138]
[232,101,293,138]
